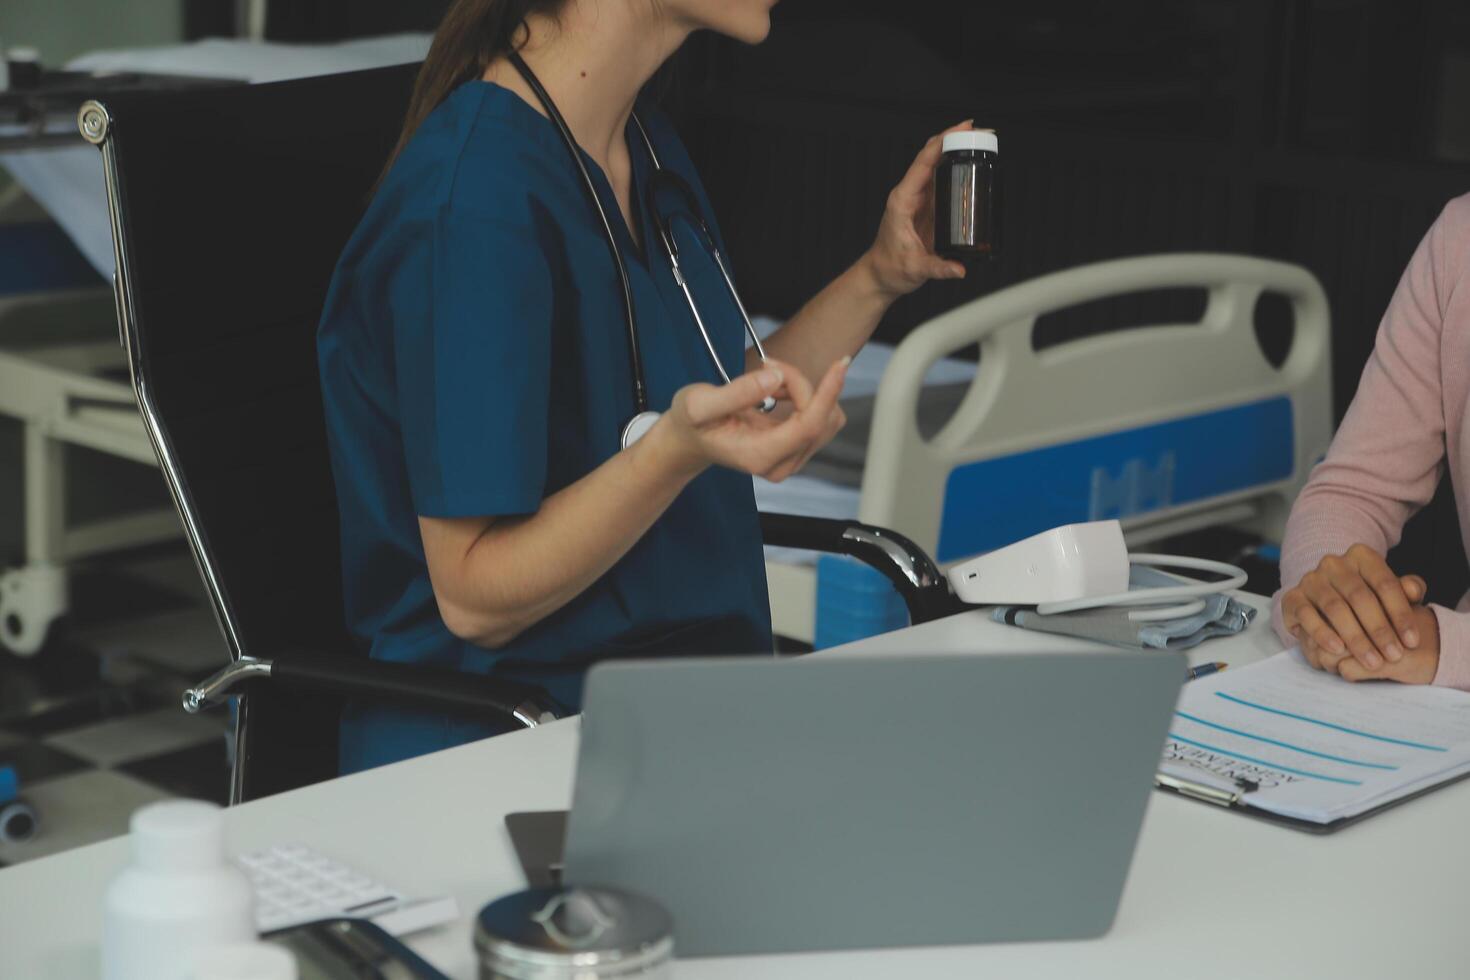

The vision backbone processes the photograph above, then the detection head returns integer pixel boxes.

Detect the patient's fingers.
[1279,590,1302,636]
[1343,545,1415,654]
[1305,637,1328,675]
[1290,601,1344,665]
[1316,643,1349,676]
[1301,574,1381,669]
[1329,564,1405,662]
[1299,633,1343,675]
[1295,629,1321,669]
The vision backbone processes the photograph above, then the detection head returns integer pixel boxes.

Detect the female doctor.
[317,0,972,772]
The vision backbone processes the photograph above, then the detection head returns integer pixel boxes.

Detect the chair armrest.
[183,650,559,730]
[759,513,961,625]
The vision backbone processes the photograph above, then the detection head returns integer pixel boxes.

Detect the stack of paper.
[1160,651,1470,824]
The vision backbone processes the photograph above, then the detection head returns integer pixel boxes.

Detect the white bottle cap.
[191,943,298,980]
[6,47,39,63]
[130,800,228,872]
[942,129,998,154]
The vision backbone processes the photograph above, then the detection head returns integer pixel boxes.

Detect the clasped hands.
[1279,544,1439,684]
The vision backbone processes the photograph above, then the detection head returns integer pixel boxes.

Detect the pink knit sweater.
[1273,194,1470,690]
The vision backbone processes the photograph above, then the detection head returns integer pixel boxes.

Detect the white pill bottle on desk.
[103,800,256,980]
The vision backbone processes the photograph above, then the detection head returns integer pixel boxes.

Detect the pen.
[1187,661,1227,681]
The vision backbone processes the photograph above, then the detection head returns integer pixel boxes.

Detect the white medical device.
[945,520,1248,621]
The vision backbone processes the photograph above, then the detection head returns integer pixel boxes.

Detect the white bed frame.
[767,254,1332,643]
[0,286,178,655]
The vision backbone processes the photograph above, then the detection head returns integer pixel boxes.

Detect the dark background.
[200,0,1470,604]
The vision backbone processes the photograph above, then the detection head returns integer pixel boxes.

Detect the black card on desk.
[505,810,568,888]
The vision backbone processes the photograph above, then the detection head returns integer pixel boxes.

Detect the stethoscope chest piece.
[621,411,661,449]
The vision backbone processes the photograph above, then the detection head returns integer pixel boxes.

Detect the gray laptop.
[505,650,1184,957]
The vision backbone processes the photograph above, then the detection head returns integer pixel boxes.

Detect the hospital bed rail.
[863,253,1331,552]
[766,252,1332,645]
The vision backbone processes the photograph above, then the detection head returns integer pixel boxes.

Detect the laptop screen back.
[562,651,1183,957]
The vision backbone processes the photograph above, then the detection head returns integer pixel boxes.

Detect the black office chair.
[80,64,955,803]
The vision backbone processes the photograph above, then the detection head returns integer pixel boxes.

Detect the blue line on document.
[1174,711,1398,770]
[1167,733,1365,785]
[1213,693,1448,752]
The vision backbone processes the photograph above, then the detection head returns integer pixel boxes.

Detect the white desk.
[3,598,1467,978]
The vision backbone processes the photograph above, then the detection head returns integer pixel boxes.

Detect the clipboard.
[1154,767,1470,834]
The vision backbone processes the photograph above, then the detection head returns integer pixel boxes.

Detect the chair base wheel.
[0,800,37,844]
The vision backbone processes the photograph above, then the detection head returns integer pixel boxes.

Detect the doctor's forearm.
[420,423,704,648]
[751,252,894,383]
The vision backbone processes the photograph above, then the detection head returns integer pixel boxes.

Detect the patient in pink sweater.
[1275,194,1470,690]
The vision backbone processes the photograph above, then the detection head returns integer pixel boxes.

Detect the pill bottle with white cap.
[934,129,999,262]
[102,800,256,980]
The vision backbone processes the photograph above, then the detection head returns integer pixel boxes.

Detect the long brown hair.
[383,0,569,181]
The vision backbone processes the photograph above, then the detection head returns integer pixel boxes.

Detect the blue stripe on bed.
[935,396,1294,562]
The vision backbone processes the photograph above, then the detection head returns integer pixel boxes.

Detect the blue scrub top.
[318,81,773,772]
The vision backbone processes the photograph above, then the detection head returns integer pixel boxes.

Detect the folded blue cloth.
[991,566,1256,650]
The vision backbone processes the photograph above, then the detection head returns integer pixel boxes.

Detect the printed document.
[1160,650,1470,823]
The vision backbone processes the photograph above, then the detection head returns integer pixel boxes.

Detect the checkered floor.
[0,549,232,866]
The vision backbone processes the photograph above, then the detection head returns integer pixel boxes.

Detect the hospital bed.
[0,35,431,655]
[757,254,1332,646]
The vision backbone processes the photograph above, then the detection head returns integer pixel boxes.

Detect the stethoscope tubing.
[627,113,773,373]
[508,51,650,414]
[509,53,775,441]
[1034,553,1250,622]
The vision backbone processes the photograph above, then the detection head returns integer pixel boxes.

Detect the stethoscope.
[509,53,775,449]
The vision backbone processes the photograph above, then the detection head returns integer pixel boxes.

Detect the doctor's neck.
[483,5,690,167]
